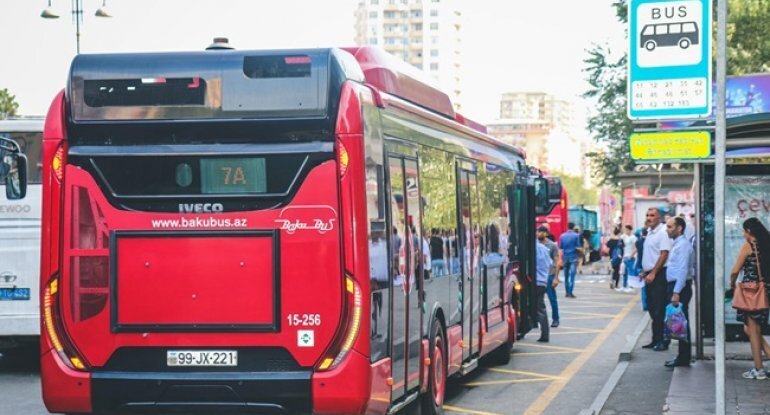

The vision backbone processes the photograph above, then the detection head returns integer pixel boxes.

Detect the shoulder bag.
[732,242,770,313]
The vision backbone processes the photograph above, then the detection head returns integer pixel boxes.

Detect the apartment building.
[354,0,464,109]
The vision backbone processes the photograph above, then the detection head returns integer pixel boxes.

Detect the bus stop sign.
[628,0,712,120]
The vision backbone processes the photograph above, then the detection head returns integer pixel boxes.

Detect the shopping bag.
[664,303,688,341]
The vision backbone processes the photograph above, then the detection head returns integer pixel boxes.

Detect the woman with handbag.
[729,217,770,380]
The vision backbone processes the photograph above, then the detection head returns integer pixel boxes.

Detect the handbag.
[732,242,770,313]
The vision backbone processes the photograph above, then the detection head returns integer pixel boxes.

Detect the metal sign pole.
[714,0,727,413]
[694,163,703,360]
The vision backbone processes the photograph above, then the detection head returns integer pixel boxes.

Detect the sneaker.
[742,368,767,380]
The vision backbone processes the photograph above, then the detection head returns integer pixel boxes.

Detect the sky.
[0,0,625,130]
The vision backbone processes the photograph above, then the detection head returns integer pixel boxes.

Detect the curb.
[578,312,651,415]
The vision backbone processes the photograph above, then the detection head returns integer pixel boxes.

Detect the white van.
[0,118,43,351]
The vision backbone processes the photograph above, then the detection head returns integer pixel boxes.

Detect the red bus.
[39,46,556,415]
[535,178,568,241]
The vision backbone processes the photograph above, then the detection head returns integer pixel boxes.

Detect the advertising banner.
[724,175,770,324]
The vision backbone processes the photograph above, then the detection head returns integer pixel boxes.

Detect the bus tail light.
[52,144,66,183]
[69,186,110,322]
[317,276,362,371]
[43,276,87,370]
[337,141,350,178]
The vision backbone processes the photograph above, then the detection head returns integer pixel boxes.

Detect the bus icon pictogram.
[640,21,699,51]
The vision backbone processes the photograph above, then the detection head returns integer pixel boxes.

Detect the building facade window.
[430,9,439,16]
[430,63,439,70]
[369,11,378,18]
[430,49,439,57]
[430,22,439,30]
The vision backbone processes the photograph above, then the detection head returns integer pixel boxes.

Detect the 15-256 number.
[287,313,321,327]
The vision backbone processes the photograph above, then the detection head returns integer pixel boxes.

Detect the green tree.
[726,0,770,75]
[554,172,599,206]
[583,1,635,188]
[0,88,19,119]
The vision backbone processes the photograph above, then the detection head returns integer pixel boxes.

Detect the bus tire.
[421,318,446,415]
[679,38,691,49]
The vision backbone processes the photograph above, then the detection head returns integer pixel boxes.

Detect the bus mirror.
[0,137,27,200]
[534,177,549,216]
[547,177,562,204]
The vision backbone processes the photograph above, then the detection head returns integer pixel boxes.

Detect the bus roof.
[68,48,363,122]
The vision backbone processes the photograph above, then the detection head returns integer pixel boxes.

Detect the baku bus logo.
[274,205,336,235]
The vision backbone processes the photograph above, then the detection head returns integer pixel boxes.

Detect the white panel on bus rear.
[0,185,41,337]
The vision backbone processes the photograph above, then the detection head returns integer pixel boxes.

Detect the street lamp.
[40,0,113,54]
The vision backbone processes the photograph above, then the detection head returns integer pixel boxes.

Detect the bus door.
[386,154,423,398]
[457,162,481,359]
[510,179,536,338]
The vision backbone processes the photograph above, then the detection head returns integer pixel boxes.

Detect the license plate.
[0,288,30,301]
[167,350,238,367]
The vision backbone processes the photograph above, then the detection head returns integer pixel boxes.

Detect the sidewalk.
[665,359,770,414]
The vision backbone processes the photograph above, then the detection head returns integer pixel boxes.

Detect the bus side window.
[669,23,682,34]
[655,24,668,35]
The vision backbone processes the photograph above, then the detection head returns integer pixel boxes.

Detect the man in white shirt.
[620,225,638,291]
[640,208,672,351]
[664,216,694,367]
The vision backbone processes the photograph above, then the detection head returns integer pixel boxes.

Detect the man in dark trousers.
[640,207,671,351]
[664,216,694,367]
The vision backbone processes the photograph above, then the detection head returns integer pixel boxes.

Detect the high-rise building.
[354,0,463,110]
[488,92,591,184]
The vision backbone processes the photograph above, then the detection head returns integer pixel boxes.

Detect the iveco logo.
[179,203,224,213]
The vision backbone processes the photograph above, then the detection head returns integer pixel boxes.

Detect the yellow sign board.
[629,131,711,161]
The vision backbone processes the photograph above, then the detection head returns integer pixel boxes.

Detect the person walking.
[635,228,649,310]
[535,236,554,342]
[606,228,624,289]
[729,218,770,380]
[664,216,694,367]
[559,223,581,298]
[621,225,638,292]
[429,228,445,277]
[538,226,561,328]
[640,208,671,351]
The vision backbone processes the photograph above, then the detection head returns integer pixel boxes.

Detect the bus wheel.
[421,319,446,415]
[679,38,691,49]
[644,40,656,51]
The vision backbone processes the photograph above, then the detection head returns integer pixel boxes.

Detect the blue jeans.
[563,258,578,296]
[546,274,560,322]
[431,259,445,277]
[623,258,637,288]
